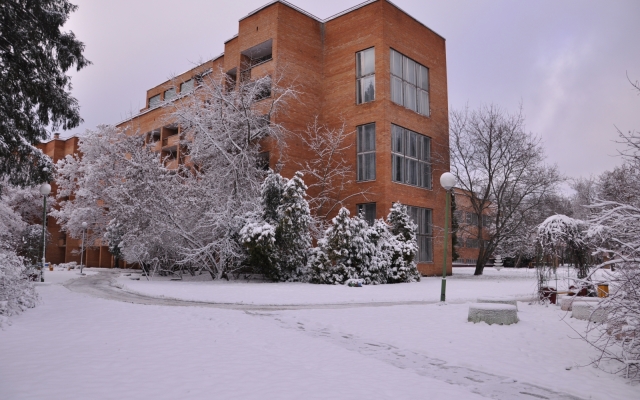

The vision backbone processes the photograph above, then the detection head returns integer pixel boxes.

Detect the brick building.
[44,0,452,275]
[452,188,494,267]
[38,134,119,268]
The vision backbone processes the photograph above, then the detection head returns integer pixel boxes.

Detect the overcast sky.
[62,0,640,181]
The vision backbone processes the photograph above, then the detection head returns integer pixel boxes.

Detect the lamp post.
[439,172,456,302]
[39,182,52,282]
[80,221,87,275]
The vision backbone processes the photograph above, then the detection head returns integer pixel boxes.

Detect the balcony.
[162,134,180,150]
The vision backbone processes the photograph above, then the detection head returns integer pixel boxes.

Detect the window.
[357,203,376,226]
[390,49,429,116]
[356,48,375,104]
[357,123,376,181]
[164,88,176,102]
[406,206,433,262]
[148,94,161,108]
[180,79,194,93]
[465,212,479,226]
[257,152,270,171]
[391,124,431,189]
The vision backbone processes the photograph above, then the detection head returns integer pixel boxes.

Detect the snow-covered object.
[559,295,600,312]
[386,203,420,283]
[468,303,518,325]
[308,208,373,285]
[537,214,586,255]
[571,301,607,323]
[477,297,518,310]
[493,255,503,271]
[0,251,39,327]
[308,204,420,285]
[241,171,312,282]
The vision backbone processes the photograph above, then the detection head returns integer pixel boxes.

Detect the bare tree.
[450,104,562,275]
[294,118,370,231]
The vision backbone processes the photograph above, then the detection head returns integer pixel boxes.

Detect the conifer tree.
[1,0,90,192]
[387,203,421,283]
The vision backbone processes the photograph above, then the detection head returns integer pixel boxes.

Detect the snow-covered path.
[1,271,636,399]
[64,270,448,310]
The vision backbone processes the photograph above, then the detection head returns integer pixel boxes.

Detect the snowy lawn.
[36,268,98,285]
[1,284,485,400]
[1,268,636,399]
[117,267,539,305]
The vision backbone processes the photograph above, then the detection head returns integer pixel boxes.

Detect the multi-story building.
[38,134,120,268]
[43,0,452,275]
[452,188,494,267]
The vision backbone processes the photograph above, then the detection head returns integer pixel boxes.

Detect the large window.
[390,49,429,116]
[357,123,376,181]
[406,206,433,262]
[356,48,375,104]
[391,124,431,189]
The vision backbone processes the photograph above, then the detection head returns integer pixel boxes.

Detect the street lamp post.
[39,183,52,282]
[80,221,87,275]
[439,172,457,302]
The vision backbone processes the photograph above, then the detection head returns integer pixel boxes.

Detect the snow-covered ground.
[116,267,539,305]
[1,267,636,399]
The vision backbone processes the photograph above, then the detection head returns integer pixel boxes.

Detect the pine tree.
[387,203,421,283]
[241,171,312,281]
[275,172,312,281]
[1,0,90,192]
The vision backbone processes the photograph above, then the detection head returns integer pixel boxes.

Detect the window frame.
[356,47,375,104]
[391,124,432,189]
[356,123,376,182]
[390,48,430,117]
[405,205,433,263]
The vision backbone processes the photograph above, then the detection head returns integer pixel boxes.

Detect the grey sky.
[62,0,640,180]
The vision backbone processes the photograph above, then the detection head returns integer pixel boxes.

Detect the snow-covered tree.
[309,208,371,284]
[0,182,41,326]
[308,204,420,285]
[386,203,421,283]
[241,171,312,281]
[537,214,589,278]
[578,77,640,379]
[54,68,296,279]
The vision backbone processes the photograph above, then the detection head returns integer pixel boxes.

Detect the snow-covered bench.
[559,295,600,311]
[571,301,607,323]
[468,303,518,325]
[477,297,519,310]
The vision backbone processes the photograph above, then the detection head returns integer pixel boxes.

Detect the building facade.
[38,134,120,268]
[43,0,452,275]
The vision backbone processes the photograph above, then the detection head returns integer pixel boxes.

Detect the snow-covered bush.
[309,204,420,285]
[0,250,38,327]
[537,214,589,278]
[0,183,40,326]
[241,171,312,281]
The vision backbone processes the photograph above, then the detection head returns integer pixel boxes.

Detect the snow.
[117,267,539,305]
[1,267,637,399]
[37,269,97,285]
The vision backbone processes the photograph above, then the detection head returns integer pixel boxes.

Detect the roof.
[240,0,444,40]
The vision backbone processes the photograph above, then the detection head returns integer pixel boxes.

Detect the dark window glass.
[406,205,433,262]
[391,124,431,189]
[356,48,375,104]
[390,49,429,116]
[357,123,376,181]
[357,203,377,226]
